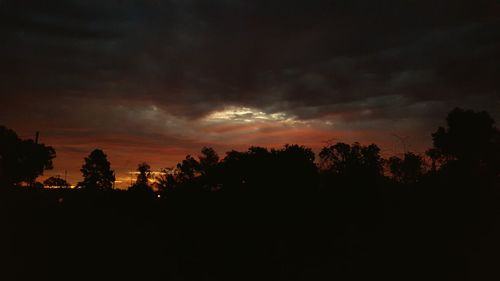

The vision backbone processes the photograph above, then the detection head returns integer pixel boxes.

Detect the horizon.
[11,121,437,189]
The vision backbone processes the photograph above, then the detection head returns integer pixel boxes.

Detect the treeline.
[1,107,499,193]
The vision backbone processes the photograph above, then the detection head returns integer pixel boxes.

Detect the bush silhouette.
[43,176,71,188]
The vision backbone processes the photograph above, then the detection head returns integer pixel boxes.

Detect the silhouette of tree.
[136,162,152,186]
[219,150,249,188]
[197,147,221,190]
[319,142,384,179]
[274,144,315,165]
[217,144,318,194]
[220,146,274,190]
[128,162,153,193]
[160,148,222,191]
[78,149,115,190]
[272,144,317,190]
[388,152,424,184]
[155,167,177,192]
[198,147,219,176]
[156,155,201,191]
[43,176,71,188]
[431,108,500,175]
[177,155,200,182]
[0,126,56,187]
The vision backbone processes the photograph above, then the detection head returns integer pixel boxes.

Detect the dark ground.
[1,184,499,281]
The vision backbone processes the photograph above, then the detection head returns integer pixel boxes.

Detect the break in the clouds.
[1,0,499,186]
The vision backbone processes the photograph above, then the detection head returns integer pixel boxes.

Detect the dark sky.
[1,0,499,187]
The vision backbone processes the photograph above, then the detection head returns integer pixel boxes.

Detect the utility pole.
[28,131,41,188]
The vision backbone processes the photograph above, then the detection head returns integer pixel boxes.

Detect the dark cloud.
[1,0,499,121]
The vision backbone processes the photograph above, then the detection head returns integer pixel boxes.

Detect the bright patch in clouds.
[205,106,301,125]
[196,106,332,148]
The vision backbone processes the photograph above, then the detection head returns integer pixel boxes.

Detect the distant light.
[157,194,161,198]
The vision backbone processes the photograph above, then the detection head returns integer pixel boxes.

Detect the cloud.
[2,1,499,119]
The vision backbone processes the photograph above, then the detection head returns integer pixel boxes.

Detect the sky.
[1,0,499,187]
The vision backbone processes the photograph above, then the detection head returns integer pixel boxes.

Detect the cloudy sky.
[1,0,499,187]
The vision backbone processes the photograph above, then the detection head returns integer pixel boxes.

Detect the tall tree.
[431,108,500,175]
[0,126,55,187]
[79,149,115,190]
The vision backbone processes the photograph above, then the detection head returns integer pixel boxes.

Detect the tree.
[136,162,152,186]
[128,162,153,193]
[274,144,315,164]
[220,146,274,189]
[218,145,318,193]
[319,142,384,179]
[176,155,200,182]
[43,176,71,188]
[79,149,115,190]
[198,147,219,176]
[155,167,177,192]
[431,108,500,175]
[161,148,222,191]
[272,144,317,189]
[388,152,424,184]
[219,150,250,188]
[0,126,56,187]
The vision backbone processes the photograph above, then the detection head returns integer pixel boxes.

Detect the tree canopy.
[79,149,115,190]
[0,126,55,187]
[319,142,384,180]
[431,108,500,176]
[388,152,424,184]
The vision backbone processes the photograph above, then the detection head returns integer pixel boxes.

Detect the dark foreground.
[1,183,499,281]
